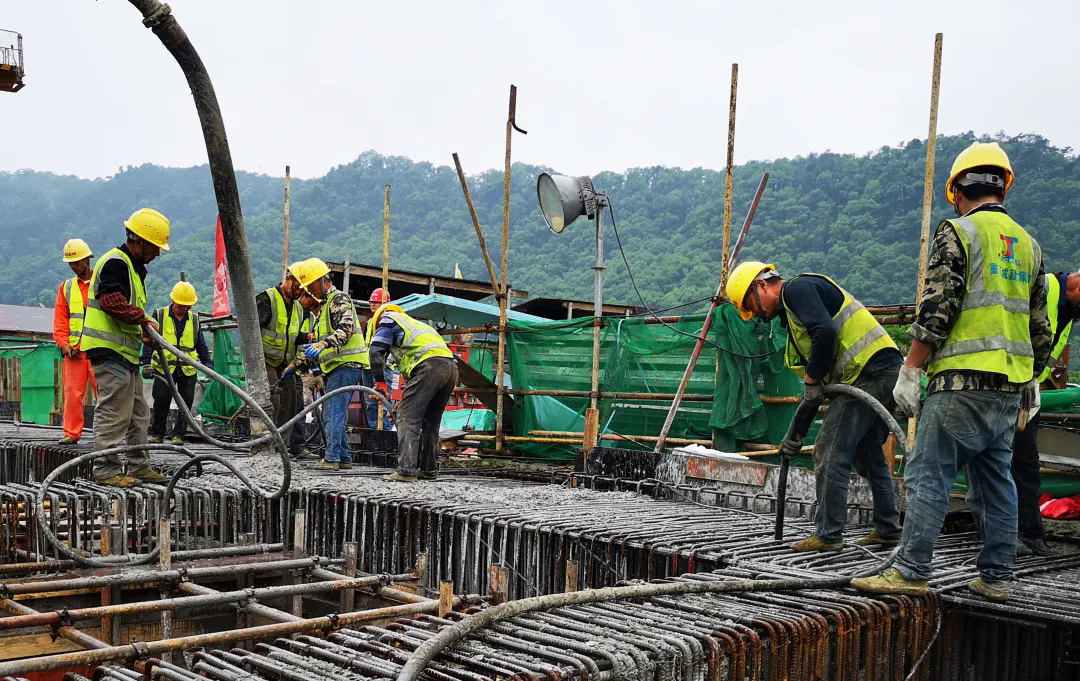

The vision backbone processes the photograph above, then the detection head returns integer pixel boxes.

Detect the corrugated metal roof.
[0,304,53,336]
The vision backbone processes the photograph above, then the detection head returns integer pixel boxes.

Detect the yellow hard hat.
[289,258,331,290]
[726,261,776,321]
[945,141,1014,206]
[62,238,93,262]
[124,208,171,251]
[170,281,198,306]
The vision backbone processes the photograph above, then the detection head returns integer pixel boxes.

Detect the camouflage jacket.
[295,286,362,370]
[910,204,1053,394]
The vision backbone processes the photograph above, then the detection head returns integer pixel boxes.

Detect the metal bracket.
[129,640,151,660]
[322,612,340,635]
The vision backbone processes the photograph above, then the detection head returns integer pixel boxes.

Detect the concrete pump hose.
[821,383,911,457]
[34,325,393,567]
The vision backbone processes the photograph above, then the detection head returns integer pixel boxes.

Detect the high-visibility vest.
[63,276,89,348]
[152,307,199,377]
[261,286,303,366]
[80,248,147,365]
[314,289,370,373]
[782,274,898,384]
[927,211,1041,384]
[370,305,452,379]
[1039,273,1073,383]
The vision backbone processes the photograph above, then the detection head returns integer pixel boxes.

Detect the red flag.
[212,216,231,316]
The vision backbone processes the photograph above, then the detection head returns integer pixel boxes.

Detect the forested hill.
[2,133,1079,313]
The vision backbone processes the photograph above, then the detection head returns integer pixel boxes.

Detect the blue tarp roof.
[392,293,547,329]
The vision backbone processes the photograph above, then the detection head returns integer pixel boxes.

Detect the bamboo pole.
[720,63,738,288]
[283,165,290,273]
[908,33,943,448]
[452,153,500,294]
[382,185,390,292]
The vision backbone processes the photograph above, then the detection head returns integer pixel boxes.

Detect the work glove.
[778,437,803,460]
[802,379,825,406]
[278,366,296,382]
[893,365,924,419]
[1017,378,1041,431]
[140,365,155,380]
[303,341,327,360]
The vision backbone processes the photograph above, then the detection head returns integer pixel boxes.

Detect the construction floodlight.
[537,173,601,234]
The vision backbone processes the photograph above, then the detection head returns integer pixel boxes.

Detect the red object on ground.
[1040,493,1080,519]
[212,215,230,316]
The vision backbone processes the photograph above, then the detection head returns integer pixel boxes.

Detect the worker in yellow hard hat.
[852,141,1053,603]
[141,280,211,445]
[727,260,903,552]
[289,258,369,471]
[80,208,172,486]
[53,238,98,444]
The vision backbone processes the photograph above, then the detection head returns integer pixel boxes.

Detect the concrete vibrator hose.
[35,325,393,568]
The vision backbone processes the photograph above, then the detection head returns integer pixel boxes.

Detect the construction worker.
[53,239,99,444]
[79,208,171,487]
[290,258,368,470]
[727,262,903,550]
[364,288,393,429]
[1013,269,1079,557]
[369,293,456,482]
[852,142,1053,603]
[256,266,315,457]
[141,281,211,444]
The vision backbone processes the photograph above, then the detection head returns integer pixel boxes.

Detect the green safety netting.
[504,306,803,459]
[0,341,60,425]
[196,329,246,422]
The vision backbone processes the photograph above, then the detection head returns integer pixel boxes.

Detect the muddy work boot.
[95,474,140,488]
[148,435,164,444]
[58,435,78,445]
[312,461,340,471]
[1016,539,1034,558]
[416,470,438,481]
[129,468,167,483]
[338,462,353,470]
[383,471,417,483]
[170,436,185,446]
[290,448,319,460]
[969,577,1012,602]
[850,567,928,596]
[855,530,901,547]
[1020,536,1060,557]
[789,534,843,552]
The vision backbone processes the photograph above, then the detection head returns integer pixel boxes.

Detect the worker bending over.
[257,266,315,457]
[363,289,393,429]
[369,294,456,482]
[79,209,171,487]
[141,281,211,444]
[728,262,903,550]
[1013,268,1078,557]
[53,239,98,444]
[853,142,1053,602]
[291,258,368,470]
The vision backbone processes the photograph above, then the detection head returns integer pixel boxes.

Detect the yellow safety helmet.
[289,257,331,290]
[945,141,1014,206]
[124,208,171,251]
[726,261,777,321]
[170,281,198,306]
[62,238,93,262]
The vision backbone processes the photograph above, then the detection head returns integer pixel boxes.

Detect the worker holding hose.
[79,208,171,487]
[727,262,904,551]
[853,142,1053,602]
[289,258,368,470]
[53,238,98,445]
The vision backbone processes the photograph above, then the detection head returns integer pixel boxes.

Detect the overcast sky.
[3,1,1077,180]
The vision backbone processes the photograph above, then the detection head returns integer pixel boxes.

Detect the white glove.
[893,365,924,419]
[1018,378,1041,431]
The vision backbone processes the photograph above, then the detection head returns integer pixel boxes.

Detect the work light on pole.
[536,173,603,234]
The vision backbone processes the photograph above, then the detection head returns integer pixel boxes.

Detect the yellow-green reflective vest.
[782,274,898,385]
[314,289,370,373]
[927,212,1041,384]
[261,287,303,366]
[1039,273,1073,383]
[80,248,147,365]
[152,307,199,377]
[375,308,453,379]
[63,276,87,348]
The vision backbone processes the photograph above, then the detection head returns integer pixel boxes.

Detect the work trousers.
[323,366,362,464]
[896,390,1021,583]
[359,368,381,428]
[1011,412,1045,541]
[149,369,197,438]
[267,363,297,444]
[395,357,457,476]
[812,365,903,543]
[62,353,97,441]
[91,358,150,480]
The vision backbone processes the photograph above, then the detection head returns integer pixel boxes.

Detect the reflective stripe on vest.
[380,309,453,379]
[927,213,1040,383]
[1039,273,1073,383]
[782,274,898,384]
[262,287,302,365]
[64,277,87,348]
[315,289,370,373]
[80,248,147,364]
[153,307,198,376]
